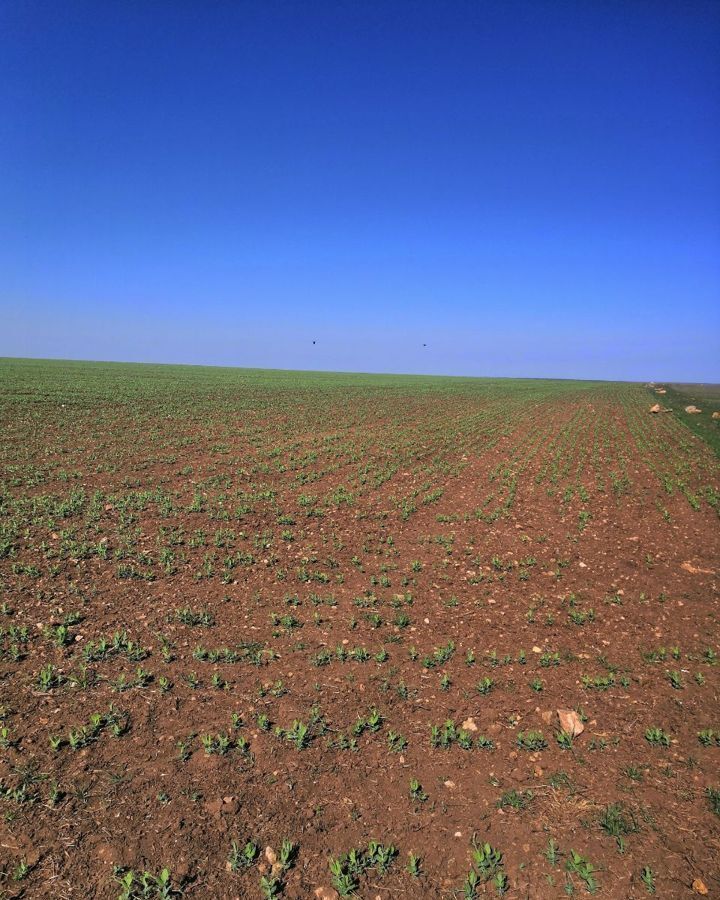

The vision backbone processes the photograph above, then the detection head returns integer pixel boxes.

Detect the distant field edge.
[650,382,720,459]
[0,354,638,386]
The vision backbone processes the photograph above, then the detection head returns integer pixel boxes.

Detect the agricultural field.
[0,357,718,899]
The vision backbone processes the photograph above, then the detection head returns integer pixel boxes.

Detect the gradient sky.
[1,0,719,380]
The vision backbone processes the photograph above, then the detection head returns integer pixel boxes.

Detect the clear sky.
[1,0,719,381]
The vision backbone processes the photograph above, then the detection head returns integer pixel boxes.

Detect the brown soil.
[0,362,719,899]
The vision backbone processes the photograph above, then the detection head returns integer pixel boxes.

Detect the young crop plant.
[422,640,455,669]
[565,849,598,893]
[13,859,30,882]
[644,727,670,748]
[581,673,616,691]
[259,840,297,898]
[366,841,398,874]
[429,720,474,750]
[599,802,638,852]
[327,839,397,895]
[568,607,595,626]
[0,726,15,750]
[328,857,357,897]
[470,838,504,884]
[640,866,656,893]
[227,839,259,871]
[174,606,214,627]
[36,663,62,691]
[407,853,422,877]
[497,788,533,810]
[517,730,548,751]
[409,778,428,802]
[353,707,383,735]
[540,651,561,668]
[545,838,560,866]
[201,732,232,755]
[707,786,720,818]
[280,719,311,750]
[387,730,407,752]
[113,866,179,899]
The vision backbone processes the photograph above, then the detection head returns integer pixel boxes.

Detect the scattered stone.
[681,561,715,576]
[685,405,702,414]
[713,411,720,420]
[205,798,224,817]
[692,878,708,895]
[94,844,122,867]
[462,717,478,732]
[265,846,278,867]
[314,887,340,900]
[222,796,240,814]
[649,403,662,414]
[557,708,584,737]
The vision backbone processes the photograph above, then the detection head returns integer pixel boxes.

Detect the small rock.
[692,878,708,895]
[223,796,240,814]
[462,717,478,732]
[444,780,456,789]
[314,887,340,900]
[557,708,584,737]
[205,798,223,817]
[681,561,715,575]
[685,405,702,414]
[173,857,191,881]
[94,844,122,866]
[265,846,278,867]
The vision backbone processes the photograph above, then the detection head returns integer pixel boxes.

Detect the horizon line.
[0,353,690,386]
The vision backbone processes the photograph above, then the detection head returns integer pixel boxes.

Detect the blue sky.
[1,0,718,380]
